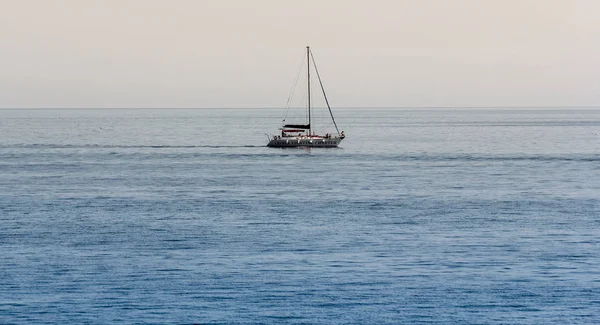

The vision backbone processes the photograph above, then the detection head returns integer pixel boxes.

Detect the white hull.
[267,136,343,148]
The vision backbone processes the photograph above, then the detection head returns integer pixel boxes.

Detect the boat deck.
[267,136,342,148]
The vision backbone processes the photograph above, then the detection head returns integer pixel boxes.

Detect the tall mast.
[307,46,311,135]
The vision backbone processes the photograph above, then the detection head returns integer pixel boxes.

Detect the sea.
[1,108,599,324]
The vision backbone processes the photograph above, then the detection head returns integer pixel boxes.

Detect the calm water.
[1,108,599,324]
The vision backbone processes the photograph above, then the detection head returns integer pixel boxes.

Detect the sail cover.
[283,124,310,129]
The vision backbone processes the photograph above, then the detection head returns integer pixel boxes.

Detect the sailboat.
[267,46,345,148]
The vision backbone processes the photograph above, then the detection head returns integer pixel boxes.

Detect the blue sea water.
[1,108,599,324]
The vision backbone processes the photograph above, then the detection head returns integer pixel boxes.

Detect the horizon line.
[1,105,600,110]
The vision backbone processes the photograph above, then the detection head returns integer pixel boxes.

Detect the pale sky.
[1,0,599,108]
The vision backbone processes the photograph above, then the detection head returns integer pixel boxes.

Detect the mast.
[307,46,311,135]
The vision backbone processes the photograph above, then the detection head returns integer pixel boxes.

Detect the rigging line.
[310,51,341,135]
[283,52,307,122]
[301,87,308,123]
[287,89,308,125]
[314,120,335,134]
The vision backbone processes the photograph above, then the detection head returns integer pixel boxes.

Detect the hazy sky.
[1,0,599,108]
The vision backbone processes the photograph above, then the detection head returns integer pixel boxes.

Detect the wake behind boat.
[267,46,345,148]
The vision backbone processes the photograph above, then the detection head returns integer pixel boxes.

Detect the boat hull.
[267,137,343,148]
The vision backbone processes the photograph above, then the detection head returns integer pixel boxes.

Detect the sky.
[1,0,599,108]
